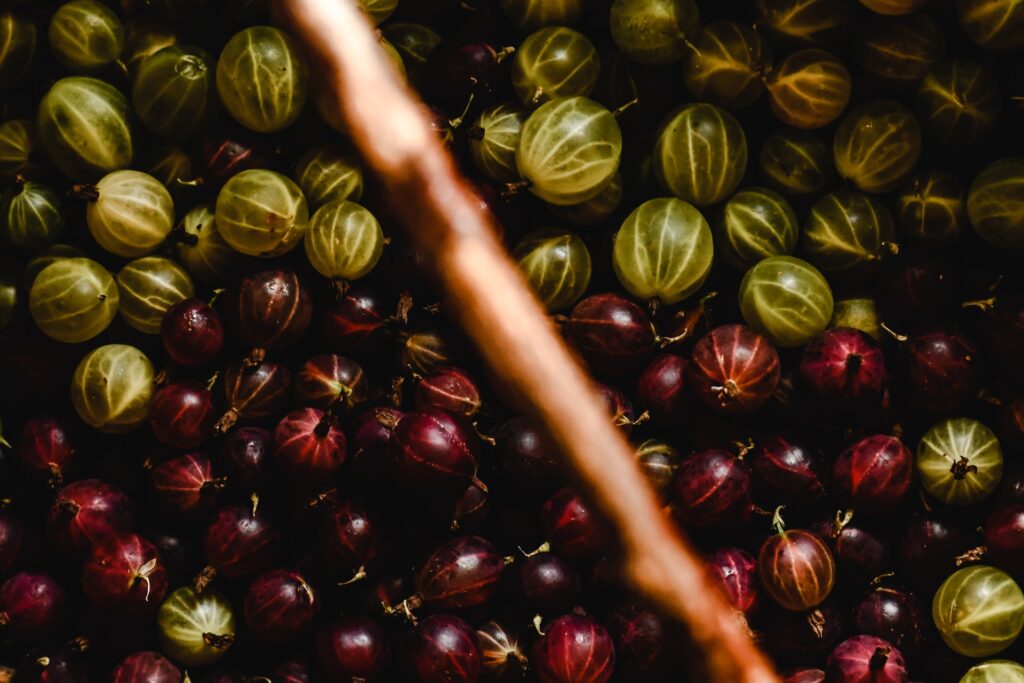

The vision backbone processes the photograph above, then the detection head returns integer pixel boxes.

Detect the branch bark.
[280,2,780,681]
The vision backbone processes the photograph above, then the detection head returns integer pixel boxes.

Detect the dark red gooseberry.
[411,614,482,683]
[149,380,216,449]
[47,479,134,554]
[16,414,75,486]
[0,509,23,573]
[416,367,482,417]
[898,513,969,590]
[149,531,191,584]
[273,408,347,480]
[984,504,1024,578]
[111,651,181,683]
[832,435,914,514]
[244,569,317,643]
[293,354,369,413]
[200,504,280,585]
[232,268,313,357]
[532,613,615,683]
[161,299,224,367]
[389,408,482,500]
[636,354,688,424]
[980,298,1024,381]
[827,635,907,683]
[799,328,887,404]
[758,529,836,611]
[783,668,825,683]
[218,360,291,432]
[904,332,980,413]
[540,487,610,560]
[767,601,845,660]
[997,464,1024,506]
[426,40,508,111]
[413,535,505,611]
[476,621,528,678]
[321,288,389,352]
[875,257,955,330]
[348,407,404,483]
[496,417,562,491]
[273,660,309,683]
[518,553,581,615]
[811,516,889,584]
[452,482,488,532]
[17,646,86,683]
[316,616,389,682]
[565,293,657,373]
[705,547,758,614]
[320,499,378,581]
[0,571,65,640]
[150,452,224,519]
[82,533,168,615]
[688,324,781,415]
[670,449,753,528]
[199,128,272,187]
[605,602,665,675]
[750,434,827,504]
[218,426,272,493]
[595,383,639,431]
[853,587,928,659]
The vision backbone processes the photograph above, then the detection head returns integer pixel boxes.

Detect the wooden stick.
[281,2,779,681]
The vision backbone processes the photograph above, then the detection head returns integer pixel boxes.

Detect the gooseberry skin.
[305,200,385,281]
[347,407,404,483]
[897,171,966,247]
[203,505,281,581]
[511,27,600,104]
[496,417,562,490]
[243,570,317,643]
[388,408,481,500]
[0,572,66,641]
[957,0,1024,51]
[110,651,181,683]
[1,181,64,250]
[47,478,134,555]
[219,360,291,431]
[636,354,688,423]
[759,128,835,197]
[161,299,224,367]
[784,669,825,683]
[293,354,368,413]
[49,0,123,73]
[518,553,581,615]
[766,49,852,129]
[812,517,889,585]
[684,21,771,109]
[917,417,1003,506]
[157,586,235,667]
[174,202,241,285]
[917,61,1001,149]
[688,324,781,415]
[72,343,156,434]
[17,414,76,486]
[671,449,753,528]
[81,533,168,616]
[216,26,308,133]
[654,104,747,206]
[150,452,222,519]
[832,435,914,514]
[116,256,195,334]
[415,535,506,610]
[706,547,758,614]
[758,529,836,611]
[854,587,928,659]
[321,288,389,352]
[415,368,481,418]
[513,228,592,312]
[612,197,714,304]
[411,614,482,683]
[29,258,119,344]
[608,0,700,66]
[315,617,389,682]
[856,13,944,88]
[874,257,956,330]
[899,513,970,592]
[960,660,1024,683]
[216,169,309,257]
[799,328,887,405]
[984,505,1024,578]
[833,100,922,194]
[233,268,313,354]
[320,499,378,578]
[716,186,799,270]
[133,45,218,143]
[966,157,1024,250]
[293,146,364,209]
[750,434,828,503]
[516,97,622,206]
[739,256,834,348]
[605,602,665,675]
[904,333,981,413]
[273,407,347,480]
[803,189,896,281]
[87,170,175,258]
[0,8,36,90]
[827,635,908,683]
[532,613,615,683]
[541,487,609,560]
[0,510,23,574]
[932,566,1024,657]
[566,293,657,369]
[149,381,216,449]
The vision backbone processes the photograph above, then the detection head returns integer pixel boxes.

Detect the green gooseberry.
[70,343,154,433]
[833,100,922,194]
[897,170,965,247]
[716,186,798,270]
[29,257,118,343]
[24,243,85,290]
[0,119,45,182]
[739,255,834,348]
[917,417,1003,506]
[48,0,123,73]
[608,0,701,66]
[469,102,527,183]
[304,200,385,282]
[513,227,592,311]
[0,6,36,89]
[917,60,1001,149]
[966,157,1024,250]
[215,169,309,257]
[830,296,881,340]
[85,170,174,258]
[175,202,242,284]
[551,172,623,227]
[511,27,600,104]
[292,146,364,209]
[803,189,896,281]
[759,127,834,196]
[116,256,195,334]
[1,180,63,250]
[932,565,1024,657]
[133,45,218,143]
[683,21,772,108]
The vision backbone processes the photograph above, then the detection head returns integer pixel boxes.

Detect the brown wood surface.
[280,1,781,681]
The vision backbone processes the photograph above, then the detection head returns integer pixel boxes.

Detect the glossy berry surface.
[706,546,758,614]
[671,449,753,528]
[689,324,781,415]
[415,367,482,417]
[47,479,134,555]
[320,499,378,578]
[984,505,1024,578]
[904,332,981,413]
[149,381,216,449]
[517,552,581,615]
[315,616,388,682]
[566,293,656,371]
[758,529,836,611]
[636,353,688,423]
[82,533,168,615]
[832,435,914,514]
[273,407,347,480]
[540,487,609,560]
[16,414,76,486]
[388,408,481,500]
[799,327,887,404]
[410,614,482,683]
[532,613,615,683]
[202,505,281,581]
[0,572,65,640]
[110,651,181,683]
[161,299,224,367]
[243,569,317,642]
[415,535,506,610]
[750,434,827,503]
[827,635,908,683]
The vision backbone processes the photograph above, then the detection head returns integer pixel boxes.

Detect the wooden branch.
[280,2,780,681]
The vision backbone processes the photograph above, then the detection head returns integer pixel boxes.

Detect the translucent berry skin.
[783,668,825,683]
[272,407,347,480]
[218,426,272,493]
[221,360,292,427]
[811,517,889,585]
[388,408,481,500]
[232,268,313,352]
[799,327,887,404]
[705,547,758,614]
[853,587,928,660]
[16,414,76,485]
[111,651,181,683]
[244,569,317,643]
[320,499,378,577]
[826,635,908,683]
[605,602,664,675]
[161,299,224,367]
[47,479,134,555]
[199,128,273,188]
[416,367,482,417]
[758,529,836,611]
[898,513,969,591]
[671,449,753,528]
[348,407,404,483]
[688,324,781,415]
[984,504,1024,578]
[565,293,656,371]
[293,354,368,413]
[540,487,610,560]
[0,571,66,640]
[496,416,562,491]
[149,380,216,449]
[321,287,388,352]
[750,434,827,503]
[832,435,914,514]
[315,616,389,682]
[151,452,222,519]
[410,614,482,683]
[416,535,506,610]
[904,332,980,413]
[532,613,615,683]
[636,354,688,423]
[517,553,581,615]
[82,533,168,616]
[203,505,280,580]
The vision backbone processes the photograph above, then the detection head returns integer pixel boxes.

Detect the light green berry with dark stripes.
[37,77,134,181]
[216,26,309,134]
[514,228,591,311]
[613,197,713,305]
[216,169,309,257]
[1,181,63,250]
[116,257,195,334]
[176,202,241,284]
[29,257,118,343]
[305,201,384,281]
[551,172,623,226]
[48,0,123,73]
[918,417,1003,506]
[739,255,833,348]
[716,186,797,270]
[803,189,896,281]
[966,157,1024,250]
[133,45,218,143]
[511,27,600,105]
[653,103,747,207]
[86,170,174,258]
[517,96,622,206]
[293,146,364,210]
[469,102,528,183]
[70,343,154,433]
